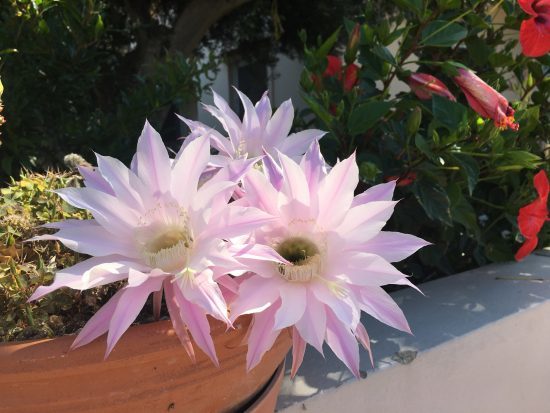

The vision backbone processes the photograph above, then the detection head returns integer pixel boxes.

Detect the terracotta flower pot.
[0,316,291,413]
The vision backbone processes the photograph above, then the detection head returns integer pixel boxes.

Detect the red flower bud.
[345,23,361,64]
[453,68,519,131]
[408,73,456,102]
[343,64,359,92]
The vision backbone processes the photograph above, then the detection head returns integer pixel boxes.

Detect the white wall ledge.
[276,251,550,413]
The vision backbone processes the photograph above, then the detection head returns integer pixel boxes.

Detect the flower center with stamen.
[276,236,321,282]
[143,227,194,273]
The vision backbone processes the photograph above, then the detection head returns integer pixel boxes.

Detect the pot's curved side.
[0,317,291,413]
[244,360,286,413]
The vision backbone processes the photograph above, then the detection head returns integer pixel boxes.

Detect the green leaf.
[348,101,392,135]
[371,44,396,65]
[488,52,515,67]
[391,0,423,16]
[436,0,461,10]
[421,20,467,47]
[413,180,453,226]
[448,184,480,237]
[359,161,381,182]
[516,106,540,138]
[432,95,467,130]
[302,94,333,128]
[496,151,541,171]
[465,36,491,66]
[94,14,104,38]
[451,153,479,195]
[415,134,437,161]
[315,28,341,59]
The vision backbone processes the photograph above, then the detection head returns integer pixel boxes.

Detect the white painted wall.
[196,54,307,129]
[277,252,550,413]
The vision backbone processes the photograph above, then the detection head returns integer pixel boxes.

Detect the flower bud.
[453,68,519,131]
[408,73,456,101]
[345,23,361,65]
[406,107,422,137]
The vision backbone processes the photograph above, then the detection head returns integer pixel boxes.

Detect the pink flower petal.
[274,282,307,330]
[352,181,396,206]
[340,252,408,286]
[280,129,325,158]
[164,280,196,363]
[295,289,326,354]
[311,281,360,329]
[171,134,210,206]
[173,284,220,366]
[317,153,359,229]
[55,187,139,236]
[105,274,164,357]
[95,153,145,211]
[255,91,272,129]
[135,121,171,196]
[358,286,412,334]
[291,328,307,378]
[278,151,310,208]
[70,289,125,350]
[200,205,276,240]
[325,308,360,378]
[178,269,230,324]
[265,99,293,147]
[242,168,280,215]
[28,256,136,301]
[262,150,284,190]
[246,300,282,371]
[78,166,114,195]
[30,220,139,258]
[335,201,397,243]
[230,275,281,320]
[358,231,431,262]
[354,323,373,367]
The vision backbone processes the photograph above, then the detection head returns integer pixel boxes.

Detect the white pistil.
[278,254,321,283]
[144,238,191,273]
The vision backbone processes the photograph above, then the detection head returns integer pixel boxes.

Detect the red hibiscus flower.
[519,0,550,57]
[515,170,549,261]
[408,73,456,101]
[324,55,342,78]
[322,55,359,92]
[453,68,519,131]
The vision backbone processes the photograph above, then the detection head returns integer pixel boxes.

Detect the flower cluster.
[30,90,427,376]
[407,68,519,131]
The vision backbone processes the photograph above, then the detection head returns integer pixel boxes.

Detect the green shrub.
[299,0,549,280]
[0,170,121,341]
[0,0,212,179]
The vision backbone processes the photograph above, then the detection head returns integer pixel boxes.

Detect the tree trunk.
[169,0,253,56]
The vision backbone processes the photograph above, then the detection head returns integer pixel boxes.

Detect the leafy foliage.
[299,0,549,280]
[0,0,212,179]
[0,170,123,341]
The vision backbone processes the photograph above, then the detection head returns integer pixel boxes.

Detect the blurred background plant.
[0,0,220,179]
[299,0,549,280]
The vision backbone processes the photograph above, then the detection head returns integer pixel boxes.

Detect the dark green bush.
[0,0,213,179]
